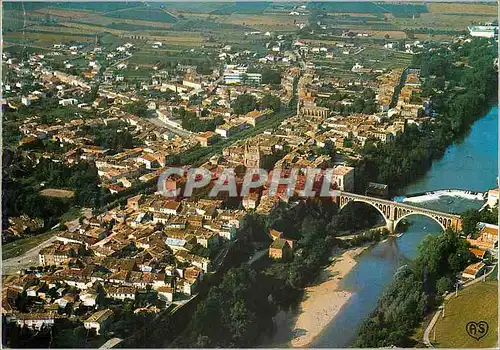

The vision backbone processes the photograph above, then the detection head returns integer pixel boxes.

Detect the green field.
[434,281,498,348]
[104,8,178,23]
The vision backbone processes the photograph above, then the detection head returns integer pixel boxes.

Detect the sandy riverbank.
[289,246,368,348]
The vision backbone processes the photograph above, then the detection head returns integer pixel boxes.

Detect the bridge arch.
[394,212,446,232]
[338,198,390,226]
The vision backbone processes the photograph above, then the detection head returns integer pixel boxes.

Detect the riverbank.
[288,246,368,348]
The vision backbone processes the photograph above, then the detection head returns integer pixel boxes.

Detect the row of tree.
[231,93,281,115]
[354,230,474,347]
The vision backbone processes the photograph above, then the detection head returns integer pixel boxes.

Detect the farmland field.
[427,2,497,15]
[211,2,270,15]
[104,8,178,23]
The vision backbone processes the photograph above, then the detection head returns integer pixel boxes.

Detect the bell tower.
[244,141,261,169]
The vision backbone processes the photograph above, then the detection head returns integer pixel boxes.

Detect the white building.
[59,98,78,106]
[468,25,498,38]
[84,309,113,335]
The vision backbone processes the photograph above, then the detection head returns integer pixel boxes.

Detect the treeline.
[77,121,140,152]
[353,38,498,193]
[3,153,105,229]
[177,108,224,132]
[461,207,498,238]
[317,87,377,115]
[354,230,473,347]
[232,93,281,115]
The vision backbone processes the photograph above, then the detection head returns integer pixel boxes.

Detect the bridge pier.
[386,219,394,233]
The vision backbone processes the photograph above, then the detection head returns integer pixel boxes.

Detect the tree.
[260,94,281,112]
[232,94,257,115]
[261,68,281,85]
[124,100,148,118]
[436,276,453,295]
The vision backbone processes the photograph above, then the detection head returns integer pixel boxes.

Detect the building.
[461,262,487,280]
[487,187,498,208]
[468,25,498,38]
[59,98,78,106]
[469,247,487,260]
[365,182,389,199]
[127,194,144,210]
[16,313,55,330]
[243,109,272,126]
[268,238,292,260]
[244,141,261,168]
[84,309,113,335]
[332,166,355,192]
[156,286,175,302]
[242,192,260,210]
[223,65,262,85]
[196,131,219,147]
[39,243,78,266]
[468,222,499,250]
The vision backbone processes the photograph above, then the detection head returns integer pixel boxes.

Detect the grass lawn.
[434,280,498,348]
[2,230,58,260]
[486,264,497,281]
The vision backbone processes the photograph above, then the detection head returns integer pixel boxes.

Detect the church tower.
[244,141,261,169]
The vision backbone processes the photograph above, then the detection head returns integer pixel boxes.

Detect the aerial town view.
[1,1,498,348]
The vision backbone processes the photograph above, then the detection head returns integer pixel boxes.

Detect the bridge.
[337,192,462,233]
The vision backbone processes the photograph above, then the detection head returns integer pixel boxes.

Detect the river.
[264,106,498,348]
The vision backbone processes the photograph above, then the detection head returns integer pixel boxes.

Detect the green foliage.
[124,100,148,118]
[355,229,473,347]
[260,94,281,112]
[461,208,498,237]
[105,7,178,23]
[178,108,224,132]
[182,266,273,347]
[261,68,281,85]
[354,38,497,194]
[436,276,454,296]
[3,155,104,229]
[232,94,258,115]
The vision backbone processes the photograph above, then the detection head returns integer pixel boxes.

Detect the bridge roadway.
[338,192,462,233]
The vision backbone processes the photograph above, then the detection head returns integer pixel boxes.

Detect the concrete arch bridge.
[337,192,462,233]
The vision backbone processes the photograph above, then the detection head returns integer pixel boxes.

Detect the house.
[16,313,55,330]
[242,192,260,210]
[196,131,219,147]
[59,98,78,106]
[268,229,283,241]
[469,247,487,260]
[268,238,292,260]
[156,286,175,303]
[137,153,159,170]
[106,286,136,301]
[487,187,498,208]
[127,194,144,210]
[39,243,79,266]
[161,201,181,215]
[84,309,114,335]
[79,292,98,307]
[467,222,499,250]
[332,166,355,192]
[461,262,487,280]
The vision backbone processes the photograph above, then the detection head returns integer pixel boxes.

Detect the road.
[148,117,193,138]
[2,234,59,275]
[246,248,268,266]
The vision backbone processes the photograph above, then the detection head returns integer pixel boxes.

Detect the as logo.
[466,321,489,340]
